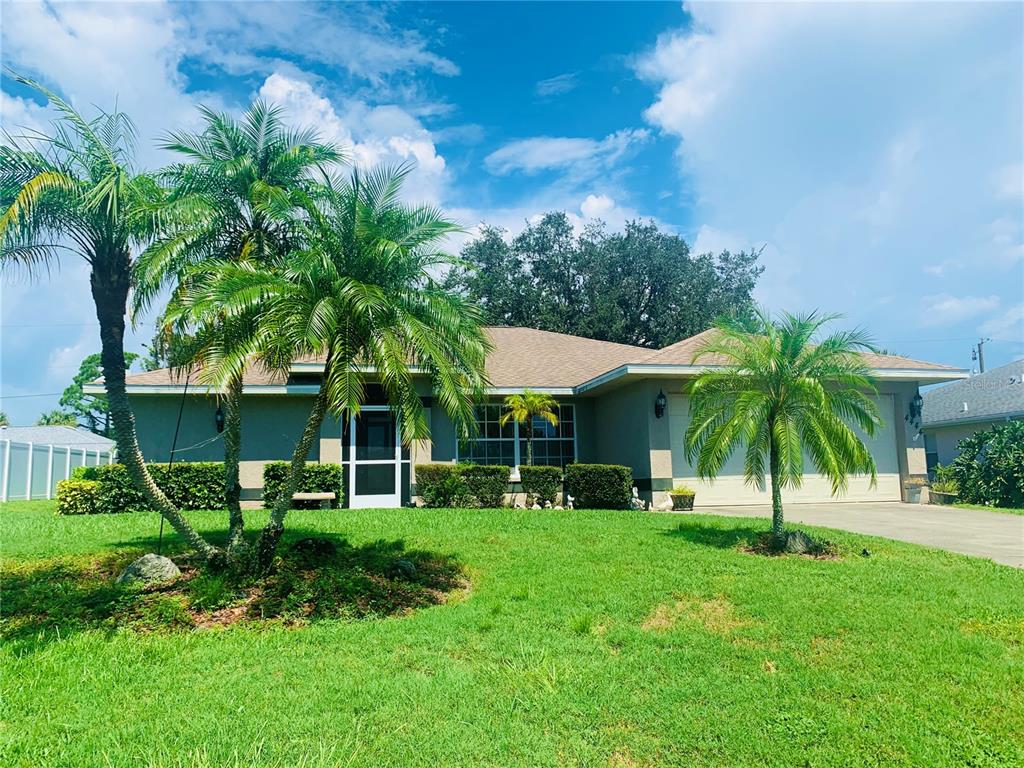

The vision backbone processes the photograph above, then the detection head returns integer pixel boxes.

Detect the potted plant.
[929,465,958,506]
[904,476,929,504]
[669,484,696,511]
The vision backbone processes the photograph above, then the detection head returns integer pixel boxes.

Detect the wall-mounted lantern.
[214,406,225,433]
[654,389,667,419]
[906,391,923,429]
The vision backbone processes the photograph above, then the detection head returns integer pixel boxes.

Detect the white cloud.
[992,163,1023,201]
[182,1,458,85]
[257,73,448,204]
[535,73,578,98]
[484,129,649,176]
[920,294,1000,327]
[979,304,1024,340]
[634,1,1023,338]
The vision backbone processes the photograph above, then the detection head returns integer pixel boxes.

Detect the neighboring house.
[0,425,115,453]
[84,327,966,508]
[922,359,1024,470]
[0,425,116,502]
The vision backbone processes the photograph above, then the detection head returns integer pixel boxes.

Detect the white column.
[107,450,113,465]
[394,415,402,499]
[25,441,33,500]
[64,446,71,481]
[1,440,10,503]
[45,444,54,499]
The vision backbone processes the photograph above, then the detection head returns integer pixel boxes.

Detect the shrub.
[93,462,226,513]
[56,479,101,515]
[70,465,98,480]
[949,421,1024,508]
[263,462,344,509]
[459,464,511,507]
[670,484,696,495]
[565,463,632,509]
[519,465,562,506]
[931,464,958,495]
[414,463,459,491]
[420,471,470,508]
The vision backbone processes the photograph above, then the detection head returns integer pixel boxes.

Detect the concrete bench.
[291,491,337,509]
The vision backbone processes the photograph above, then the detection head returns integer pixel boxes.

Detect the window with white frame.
[458,403,576,468]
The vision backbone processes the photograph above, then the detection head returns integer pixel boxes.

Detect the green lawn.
[953,502,1024,517]
[2,500,1022,768]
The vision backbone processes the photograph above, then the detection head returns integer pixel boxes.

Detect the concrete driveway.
[693,502,1024,568]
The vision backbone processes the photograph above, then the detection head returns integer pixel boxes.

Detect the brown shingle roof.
[636,328,960,371]
[481,327,647,388]
[120,326,961,390]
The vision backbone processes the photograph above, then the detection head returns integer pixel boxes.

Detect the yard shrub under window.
[56,479,101,515]
[414,463,468,508]
[565,463,633,509]
[949,421,1024,509]
[262,462,344,509]
[459,464,511,507]
[519,465,562,506]
[93,463,227,513]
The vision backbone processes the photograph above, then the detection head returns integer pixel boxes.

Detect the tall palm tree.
[685,309,882,542]
[499,390,559,466]
[0,76,217,560]
[177,165,491,569]
[134,102,344,553]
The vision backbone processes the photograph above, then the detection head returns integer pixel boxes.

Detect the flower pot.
[930,490,958,506]
[904,486,925,504]
[670,493,695,511]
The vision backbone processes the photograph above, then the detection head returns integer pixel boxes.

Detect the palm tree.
[685,309,882,543]
[0,76,217,561]
[36,409,77,426]
[500,390,559,466]
[0,412,9,427]
[177,165,491,569]
[135,102,344,553]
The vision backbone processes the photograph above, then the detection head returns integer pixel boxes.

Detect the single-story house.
[86,327,967,508]
[0,424,116,454]
[922,359,1024,471]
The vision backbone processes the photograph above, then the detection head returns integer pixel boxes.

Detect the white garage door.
[668,393,902,505]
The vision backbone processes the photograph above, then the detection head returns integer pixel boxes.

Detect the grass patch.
[2,500,1023,767]
[1,532,466,640]
[953,502,1024,517]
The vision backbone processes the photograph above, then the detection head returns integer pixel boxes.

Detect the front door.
[349,408,402,508]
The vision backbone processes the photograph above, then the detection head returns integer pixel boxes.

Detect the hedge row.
[520,466,561,506]
[413,462,634,509]
[57,462,226,515]
[415,463,510,508]
[565,464,632,510]
[263,462,344,509]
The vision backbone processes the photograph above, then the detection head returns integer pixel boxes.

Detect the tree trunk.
[223,371,245,554]
[253,380,331,571]
[769,432,784,543]
[90,252,221,564]
[526,437,533,466]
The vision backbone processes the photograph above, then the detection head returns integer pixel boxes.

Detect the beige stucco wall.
[925,420,1005,466]
[131,393,319,500]
[587,379,922,506]
[591,381,654,480]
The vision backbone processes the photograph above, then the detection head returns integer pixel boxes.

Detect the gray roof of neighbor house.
[102,326,968,393]
[0,425,115,449]
[922,359,1024,428]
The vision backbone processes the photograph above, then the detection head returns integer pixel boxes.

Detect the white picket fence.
[0,440,115,502]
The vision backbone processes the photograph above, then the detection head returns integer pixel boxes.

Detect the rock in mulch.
[391,558,417,579]
[116,553,181,586]
[783,530,815,555]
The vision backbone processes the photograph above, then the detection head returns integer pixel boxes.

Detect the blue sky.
[1,1,1022,425]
